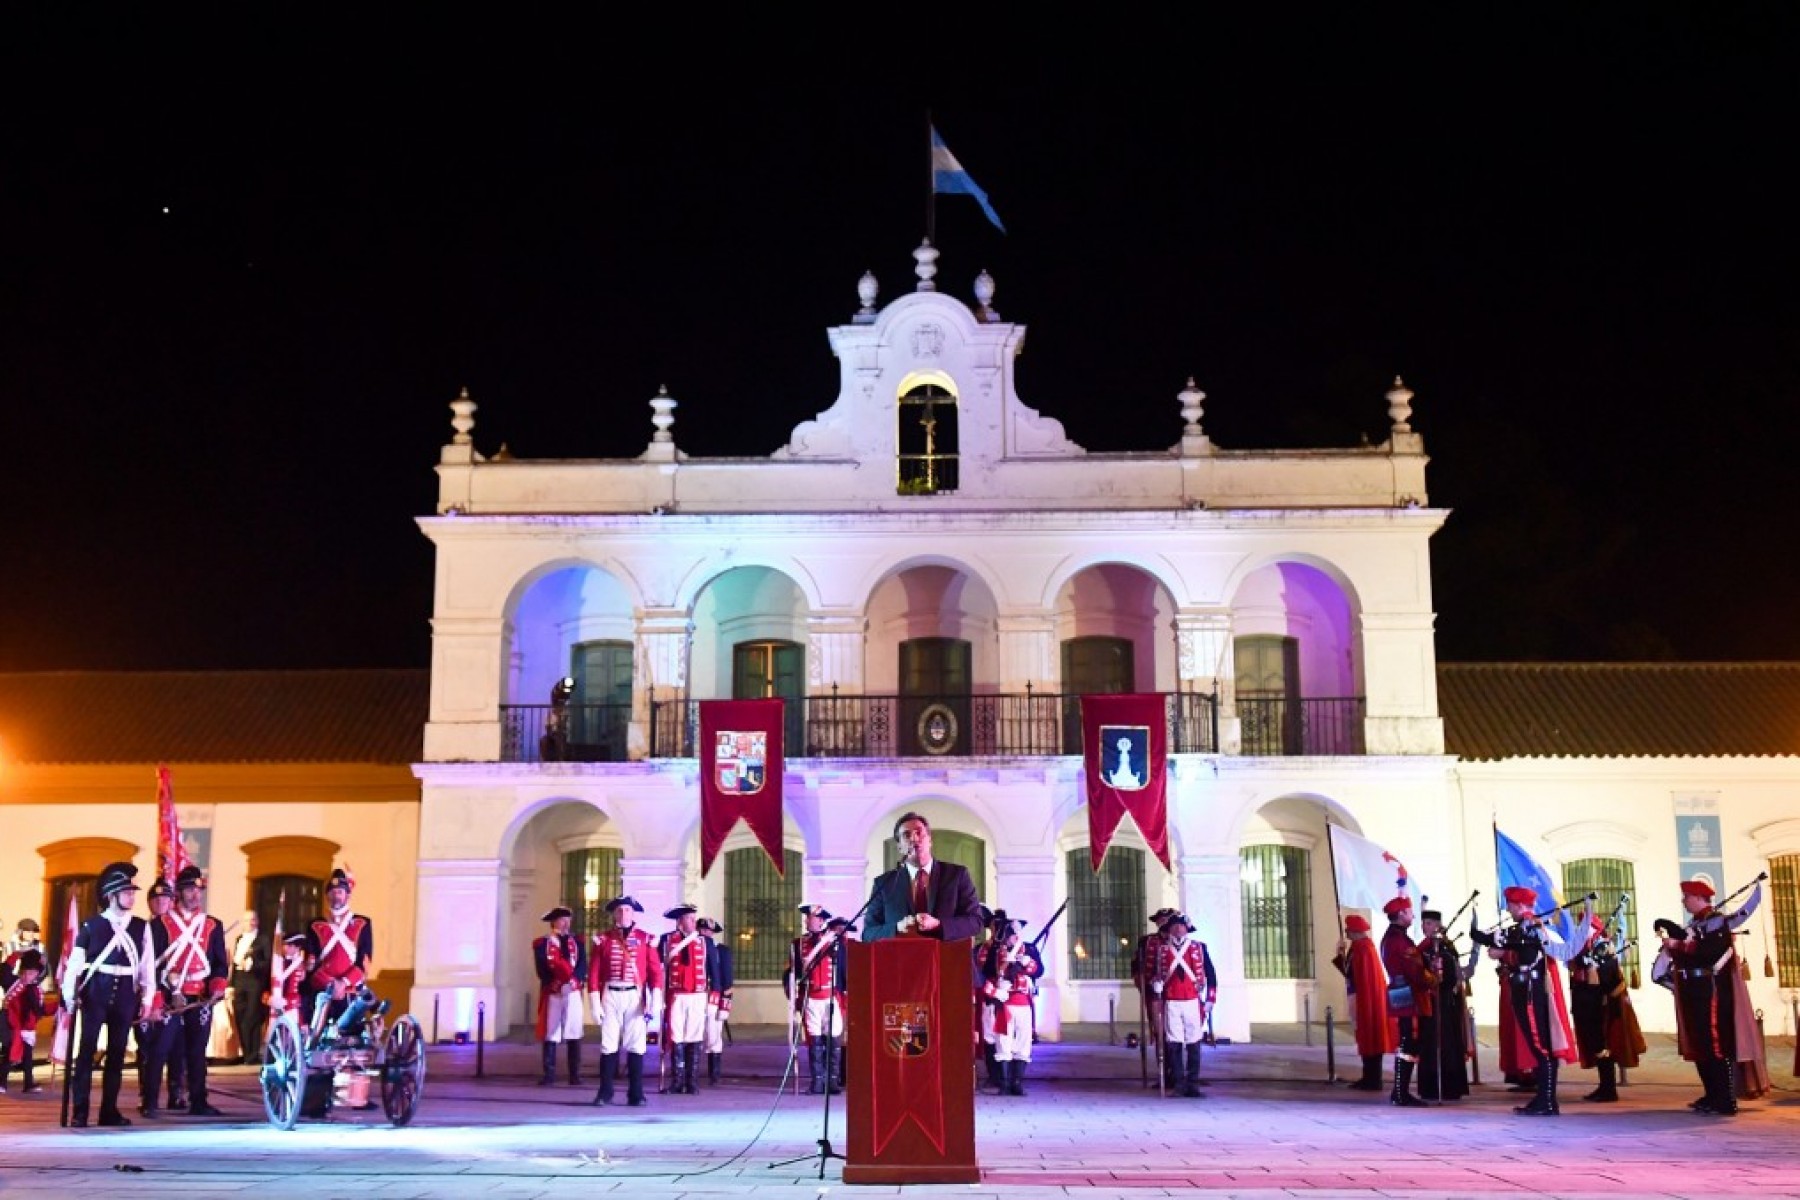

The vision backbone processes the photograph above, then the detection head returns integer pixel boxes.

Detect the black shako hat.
[175,865,206,890]
[98,861,140,901]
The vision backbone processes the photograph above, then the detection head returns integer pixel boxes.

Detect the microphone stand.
[770,889,878,1179]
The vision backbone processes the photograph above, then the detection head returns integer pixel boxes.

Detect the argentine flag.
[1494,825,1584,947]
[930,125,1006,233]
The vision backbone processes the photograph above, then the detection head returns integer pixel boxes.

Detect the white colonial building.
[411,238,1800,1047]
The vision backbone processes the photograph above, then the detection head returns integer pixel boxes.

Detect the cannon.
[259,985,425,1130]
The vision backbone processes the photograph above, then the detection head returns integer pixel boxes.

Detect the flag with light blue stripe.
[1494,825,1582,943]
[930,125,1006,233]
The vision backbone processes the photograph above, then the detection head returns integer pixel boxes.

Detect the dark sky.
[4,11,1798,672]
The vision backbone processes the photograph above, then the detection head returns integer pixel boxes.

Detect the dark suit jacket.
[861,860,983,943]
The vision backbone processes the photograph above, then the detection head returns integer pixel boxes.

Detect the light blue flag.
[930,125,1006,233]
[1494,825,1582,944]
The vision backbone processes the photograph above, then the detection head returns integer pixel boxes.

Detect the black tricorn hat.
[797,903,832,920]
[98,861,140,900]
[605,896,644,914]
[697,917,724,934]
[826,917,857,932]
[663,903,698,921]
[1149,907,1176,926]
[541,905,574,923]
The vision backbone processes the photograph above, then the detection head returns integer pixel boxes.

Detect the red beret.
[1343,914,1371,933]
[1382,896,1412,916]
[1589,912,1605,932]
[1680,879,1715,900]
[1502,886,1537,906]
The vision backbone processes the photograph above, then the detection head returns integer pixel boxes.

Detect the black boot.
[626,1052,647,1106]
[538,1042,556,1086]
[807,1038,826,1095]
[1517,1058,1558,1115]
[1390,1057,1424,1107]
[1349,1054,1383,1091]
[567,1041,582,1086]
[1007,1059,1026,1096]
[1708,1059,1739,1115]
[1165,1042,1186,1096]
[683,1043,701,1094]
[984,1041,1004,1092]
[592,1051,616,1105]
[1183,1043,1203,1098]
[1584,1059,1618,1102]
[707,1052,722,1084]
[828,1039,844,1094]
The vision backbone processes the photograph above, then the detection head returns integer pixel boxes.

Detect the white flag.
[1329,824,1423,912]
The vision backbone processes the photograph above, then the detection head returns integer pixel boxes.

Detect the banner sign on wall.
[1672,792,1724,893]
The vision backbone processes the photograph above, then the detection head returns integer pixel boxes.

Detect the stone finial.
[1179,377,1210,457]
[450,386,477,445]
[973,269,998,321]
[1386,375,1415,434]
[913,238,939,292]
[856,270,879,318]
[643,384,678,462]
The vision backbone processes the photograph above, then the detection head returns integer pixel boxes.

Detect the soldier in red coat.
[1378,896,1435,1107]
[1148,912,1216,1098]
[151,866,230,1117]
[587,896,662,1107]
[660,904,710,1095]
[791,903,848,1095]
[1333,913,1394,1091]
[267,932,306,1024]
[533,906,587,1087]
[1,948,48,1094]
[302,867,374,1025]
[977,917,1042,1096]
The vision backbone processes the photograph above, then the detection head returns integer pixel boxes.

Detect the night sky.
[4,11,1798,672]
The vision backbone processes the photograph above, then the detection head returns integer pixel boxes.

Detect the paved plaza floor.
[1,1023,1796,1198]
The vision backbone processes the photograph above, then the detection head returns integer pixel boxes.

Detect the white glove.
[1150,980,1163,995]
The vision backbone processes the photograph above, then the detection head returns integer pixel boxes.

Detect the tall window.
[253,876,324,944]
[725,847,803,981]
[1236,635,1301,756]
[46,875,98,960]
[883,829,986,900]
[897,383,959,494]
[1562,856,1639,986]
[899,637,971,756]
[1061,636,1135,753]
[569,640,633,761]
[1771,854,1800,989]
[561,848,624,945]
[734,640,805,754]
[1241,845,1313,979]
[1066,846,1146,981]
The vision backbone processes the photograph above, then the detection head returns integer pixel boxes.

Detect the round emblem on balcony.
[916,703,958,755]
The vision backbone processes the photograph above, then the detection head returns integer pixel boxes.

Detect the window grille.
[1065,846,1145,981]
[253,876,323,944]
[726,847,803,981]
[882,830,986,900]
[1771,854,1800,989]
[561,848,624,945]
[1562,856,1639,987]
[1240,845,1313,979]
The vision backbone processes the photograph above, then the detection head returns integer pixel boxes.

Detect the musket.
[1029,899,1070,951]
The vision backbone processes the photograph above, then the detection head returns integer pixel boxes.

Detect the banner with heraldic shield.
[714,729,766,795]
[882,1002,932,1057]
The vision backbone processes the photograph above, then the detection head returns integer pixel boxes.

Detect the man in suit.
[861,812,984,943]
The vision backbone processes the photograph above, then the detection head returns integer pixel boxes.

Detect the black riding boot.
[566,1040,582,1085]
[593,1051,616,1105]
[626,1052,647,1106]
[707,1052,722,1084]
[1165,1042,1186,1096]
[1007,1058,1026,1096]
[1183,1043,1203,1097]
[828,1038,844,1094]
[684,1043,701,1093]
[1584,1058,1618,1102]
[984,1040,1004,1092]
[1350,1054,1383,1091]
[1390,1057,1424,1106]
[807,1038,826,1095]
[1709,1059,1739,1115]
[538,1041,556,1086]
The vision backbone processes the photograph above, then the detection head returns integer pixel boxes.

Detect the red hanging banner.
[1081,693,1171,871]
[699,699,785,877]
[154,763,192,886]
[868,938,946,1156]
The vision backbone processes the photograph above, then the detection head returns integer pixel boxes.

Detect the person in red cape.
[1378,897,1435,1107]
[1661,878,1761,1115]
[1332,914,1394,1091]
[1473,885,1580,1116]
[532,905,586,1087]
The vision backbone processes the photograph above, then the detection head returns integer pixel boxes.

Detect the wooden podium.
[844,937,979,1184]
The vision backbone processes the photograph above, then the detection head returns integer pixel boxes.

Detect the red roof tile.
[0,670,429,765]
[1437,662,1800,760]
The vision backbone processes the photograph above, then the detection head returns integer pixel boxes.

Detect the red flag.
[50,890,79,1064]
[272,886,287,943]
[1081,694,1171,871]
[699,699,785,877]
[155,763,191,886]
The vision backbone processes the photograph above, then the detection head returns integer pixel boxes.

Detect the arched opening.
[1238,794,1362,1021]
[897,380,959,494]
[497,799,617,1035]
[1229,561,1362,755]
[504,564,635,762]
[865,564,1000,756]
[1055,563,1179,751]
[692,566,810,754]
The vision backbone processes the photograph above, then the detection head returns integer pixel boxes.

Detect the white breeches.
[1162,997,1204,1044]
[989,1005,1033,1062]
[667,992,708,1044]
[801,995,844,1039]
[544,987,584,1043]
[592,986,648,1055]
[704,1000,728,1053]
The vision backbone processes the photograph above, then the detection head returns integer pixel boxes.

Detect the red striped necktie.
[911,868,930,915]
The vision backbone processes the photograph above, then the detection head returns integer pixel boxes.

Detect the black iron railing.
[501,703,631,763]
[646,690,1220,760]
[1236,696,1366,756]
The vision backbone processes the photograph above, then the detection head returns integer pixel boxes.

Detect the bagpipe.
[1468,891,1598,948]
[1649,871,1766,990]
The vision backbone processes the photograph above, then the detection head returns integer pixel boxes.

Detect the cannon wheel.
[380,1015,426,1127]
[261,1011,305,1130]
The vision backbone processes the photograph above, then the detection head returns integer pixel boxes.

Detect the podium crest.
[881,1002,932,1057]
